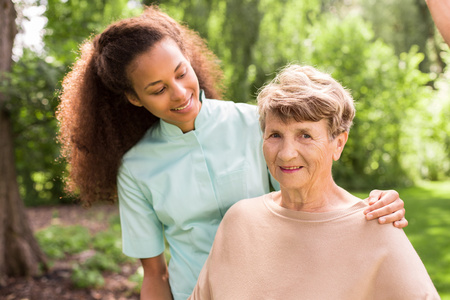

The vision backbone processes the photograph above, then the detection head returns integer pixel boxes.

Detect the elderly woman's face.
[263,112,347,190]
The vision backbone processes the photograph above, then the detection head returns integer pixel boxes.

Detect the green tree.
[356,0,442,72]
[2,49,66,205]
[0,0,47,284]
[42,0,138,65]
[9,0,450,207]
[6,0,140,206]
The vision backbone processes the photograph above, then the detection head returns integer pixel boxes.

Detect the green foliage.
[35,224,90,259]
[71,264,105,288]
[35,214,138,289]
[9,0,450,204]
[40,0,139,65]
[128,266,144,294]
[92,229,135,265]
[0,49,69,205]
[356,0,435,71]
[6,1,139,205]
[251,0,320,91]
[84,253,121,272]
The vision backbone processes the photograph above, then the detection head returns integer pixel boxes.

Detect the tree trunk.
[0,0,48,286]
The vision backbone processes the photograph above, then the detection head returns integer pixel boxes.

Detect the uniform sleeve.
[117,163,165,258]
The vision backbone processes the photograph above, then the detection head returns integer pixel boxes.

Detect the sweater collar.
[264,192,367,221]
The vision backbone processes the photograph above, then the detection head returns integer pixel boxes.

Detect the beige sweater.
[189,193,439,299]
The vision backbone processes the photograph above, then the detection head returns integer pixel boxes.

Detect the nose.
[278,139,298,162]
[171,82,186,102]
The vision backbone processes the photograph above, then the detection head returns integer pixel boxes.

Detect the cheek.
[262,144,270,162]
[307,144,329,164]
[317,147,336,170]
[140,97,167,115]
[263,144,276,165]
[187,68,200,87]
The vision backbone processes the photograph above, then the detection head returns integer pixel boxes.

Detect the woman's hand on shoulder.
[363,189,408,228]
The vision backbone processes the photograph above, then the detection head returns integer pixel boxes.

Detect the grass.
[353,181,450,299]
[35,215,139,291]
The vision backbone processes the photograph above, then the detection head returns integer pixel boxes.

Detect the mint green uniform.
[117,92,276,299]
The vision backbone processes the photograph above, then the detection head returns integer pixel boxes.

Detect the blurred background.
[5,0,450,207]
[1,0,449,298]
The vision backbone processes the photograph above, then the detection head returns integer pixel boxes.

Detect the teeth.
[283,166,301,170]
[172,98,191,111]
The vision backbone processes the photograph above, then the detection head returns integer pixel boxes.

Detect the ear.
[125,92,143,107]
[332,132,348,161]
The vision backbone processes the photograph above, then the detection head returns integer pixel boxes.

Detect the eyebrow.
[265,125,313,135]
[144,61,184,91]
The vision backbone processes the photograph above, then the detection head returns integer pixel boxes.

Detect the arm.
[140,254,173,300]
[363,190,408,228]
[372,225,439,298]
[426,0,450,46]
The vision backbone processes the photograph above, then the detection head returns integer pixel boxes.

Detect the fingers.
[365,199,404,221]
[367,189,383,205]
[363,189,408,227]
[368,208,406,225]
[394,217,409,229]
[364,189,401,215]
[365,193,404,220]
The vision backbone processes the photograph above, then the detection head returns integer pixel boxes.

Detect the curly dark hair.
[57,5,224,205]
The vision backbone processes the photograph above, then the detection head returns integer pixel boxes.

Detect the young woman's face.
[126,38,201,133]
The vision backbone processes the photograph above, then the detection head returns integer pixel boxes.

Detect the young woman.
[57,6,407,299]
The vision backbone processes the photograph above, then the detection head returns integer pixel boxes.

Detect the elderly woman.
[189,65,439,299]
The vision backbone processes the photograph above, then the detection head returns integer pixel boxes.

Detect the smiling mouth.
[171,97,192,111]
[280,166,302,170]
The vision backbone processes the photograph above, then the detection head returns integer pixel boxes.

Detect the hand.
[363,189,408,228]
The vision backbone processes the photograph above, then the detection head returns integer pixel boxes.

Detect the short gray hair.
[257,64,355,139]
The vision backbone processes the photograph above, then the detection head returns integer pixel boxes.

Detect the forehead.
[127,38,187,80]
[265,112,328,132]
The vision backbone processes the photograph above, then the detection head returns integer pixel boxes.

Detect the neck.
[274,179,357,212]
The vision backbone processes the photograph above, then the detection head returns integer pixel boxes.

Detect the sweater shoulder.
[222,196,266,222]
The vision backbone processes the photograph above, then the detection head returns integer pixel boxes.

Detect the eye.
[301,134,311,139]
[178,69,188,79]
[269,132,281,138]
[154,87,166,95]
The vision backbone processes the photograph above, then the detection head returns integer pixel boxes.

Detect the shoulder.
[119,125,170,180]
[205,98,258,122]
[207,98,257,111]
[222,195,265,221]
[214,195,267,242]
[121,125,163,158]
